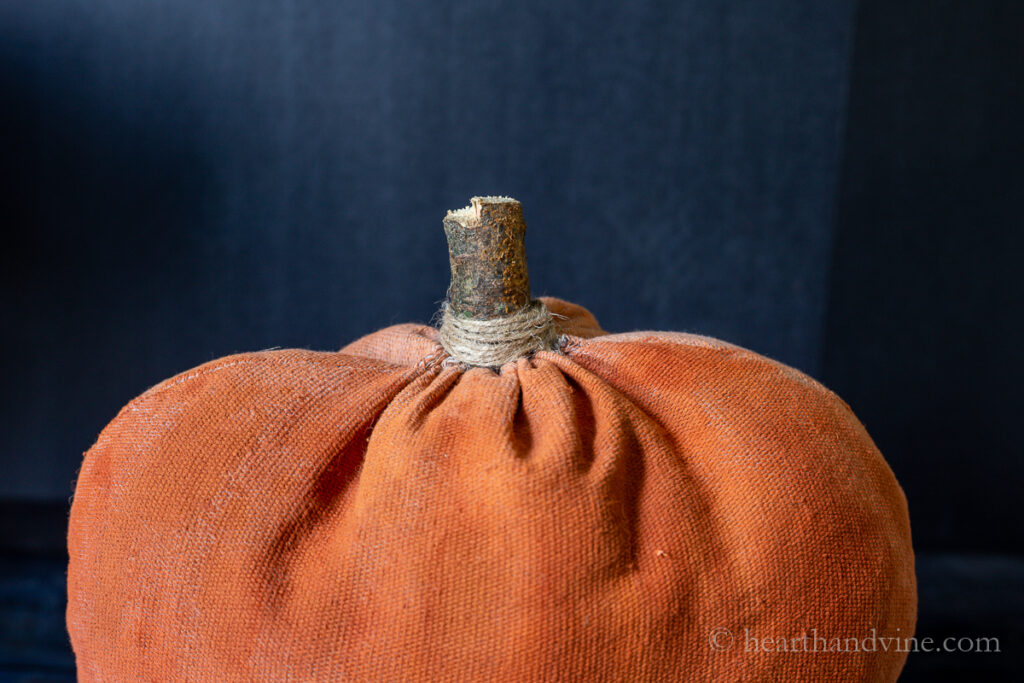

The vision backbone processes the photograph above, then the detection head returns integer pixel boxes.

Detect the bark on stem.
[443,196,532,319]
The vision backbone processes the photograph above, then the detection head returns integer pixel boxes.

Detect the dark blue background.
[1,0,1021,680]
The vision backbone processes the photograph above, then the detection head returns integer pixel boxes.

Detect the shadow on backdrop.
[823,1,1024,679]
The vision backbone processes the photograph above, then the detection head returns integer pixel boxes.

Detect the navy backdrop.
[1,0,1022,680]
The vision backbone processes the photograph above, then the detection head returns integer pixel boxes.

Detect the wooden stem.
[443,196,532,319]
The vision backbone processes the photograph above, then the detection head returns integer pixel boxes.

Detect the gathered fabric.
[67,297,916,682]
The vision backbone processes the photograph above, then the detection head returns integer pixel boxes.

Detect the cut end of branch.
[446,196,520,227]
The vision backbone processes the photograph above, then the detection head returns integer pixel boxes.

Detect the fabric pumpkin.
[68,197,915,682]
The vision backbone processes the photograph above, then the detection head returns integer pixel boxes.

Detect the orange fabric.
[67,298,915,682]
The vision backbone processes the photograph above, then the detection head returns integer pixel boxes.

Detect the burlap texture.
[67,298,915,681]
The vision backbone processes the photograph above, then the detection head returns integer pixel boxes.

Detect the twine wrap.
[439,300,560,367]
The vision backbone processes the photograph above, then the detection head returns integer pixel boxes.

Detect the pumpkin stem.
[439,197,558,366]
[442,196,532,318]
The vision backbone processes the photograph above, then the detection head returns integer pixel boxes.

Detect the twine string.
[439,300,560,367]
